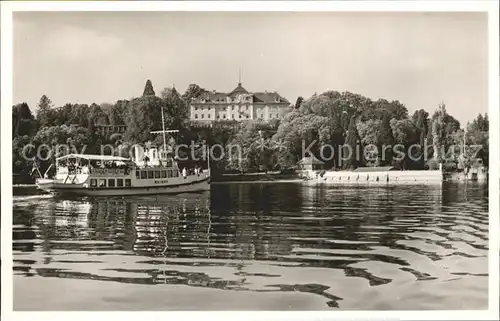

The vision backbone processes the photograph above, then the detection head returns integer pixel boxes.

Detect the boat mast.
[151,105,179,160]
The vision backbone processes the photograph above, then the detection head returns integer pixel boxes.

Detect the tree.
[88,103,109,125]
[390,118,420,169]
[376,113,395,166]
[12,103,37,137]
[12,134,36,183]
[357,119,380,167]
[412,109,429,147]
[227,123,273,173]
[272,112,334,169]
[431,103,446,162]
[182,84,208,103]
[329,109,345,168]
[102,102,125,125]
[124,96,162,144]
[161,86,189,129]
[430,103,460,163]
[143,79,156,97]
[299,91,359,125]
[36,94,54,128]
[467,113,489,167]
[294,96,304,109]
[343,116,362,169]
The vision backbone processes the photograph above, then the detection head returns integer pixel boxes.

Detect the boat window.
[167,170,172,178]
[117,179,124,187]
[135,171,140,179]
[161,170,167,178]
[148,171,154,179]
[108,179,115,187]
[125,179,131,187]
[90,179,97,187]
[140,171,147,179]
[154,170,161,178]
[173,170,179,177]
[99,179,106,187]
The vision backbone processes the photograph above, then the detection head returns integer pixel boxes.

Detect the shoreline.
[212,179,304,185]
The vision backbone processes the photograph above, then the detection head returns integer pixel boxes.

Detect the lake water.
[12,182,489,310]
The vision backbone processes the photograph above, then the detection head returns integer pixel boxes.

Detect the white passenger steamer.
[36,105,211,196]
[36,151,210,197]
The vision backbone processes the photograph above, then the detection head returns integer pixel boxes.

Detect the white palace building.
[189,82,292,123]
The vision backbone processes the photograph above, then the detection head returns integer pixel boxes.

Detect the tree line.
[12,80,489,183]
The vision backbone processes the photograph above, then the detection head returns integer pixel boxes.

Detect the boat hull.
[36,177,210,197]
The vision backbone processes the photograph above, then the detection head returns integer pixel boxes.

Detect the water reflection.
[13,182,489,310]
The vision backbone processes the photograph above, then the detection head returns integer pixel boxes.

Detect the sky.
[13,11,488,125]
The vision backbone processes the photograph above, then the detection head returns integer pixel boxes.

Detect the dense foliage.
[12,80,489,183]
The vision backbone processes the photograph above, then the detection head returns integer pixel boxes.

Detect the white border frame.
[1,1,499,320]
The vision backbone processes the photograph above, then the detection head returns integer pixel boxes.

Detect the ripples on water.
[13,183,489,310]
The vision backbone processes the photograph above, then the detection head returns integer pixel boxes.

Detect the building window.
[108,179,115,187]
[223,114,226,119]
[141,171,147,179]
[217,115,220,119]
[117,179,124,187]
[232,106,234,110]
[195,107,198,111]
[195,114,198,119]
[148,171,154,179]
[201,114,204,119]
[155,170,161,178]
[90,179,97,187]
[161,170,167,178]
[99,179,106,187]
[239,115,242,119]
[125,179,131,187]
[260,114,264,118]
[246,115,249,119]
[208,107,211,111]
[232,114,235,119]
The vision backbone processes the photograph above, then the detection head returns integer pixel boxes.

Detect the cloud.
[41,26,122,62]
